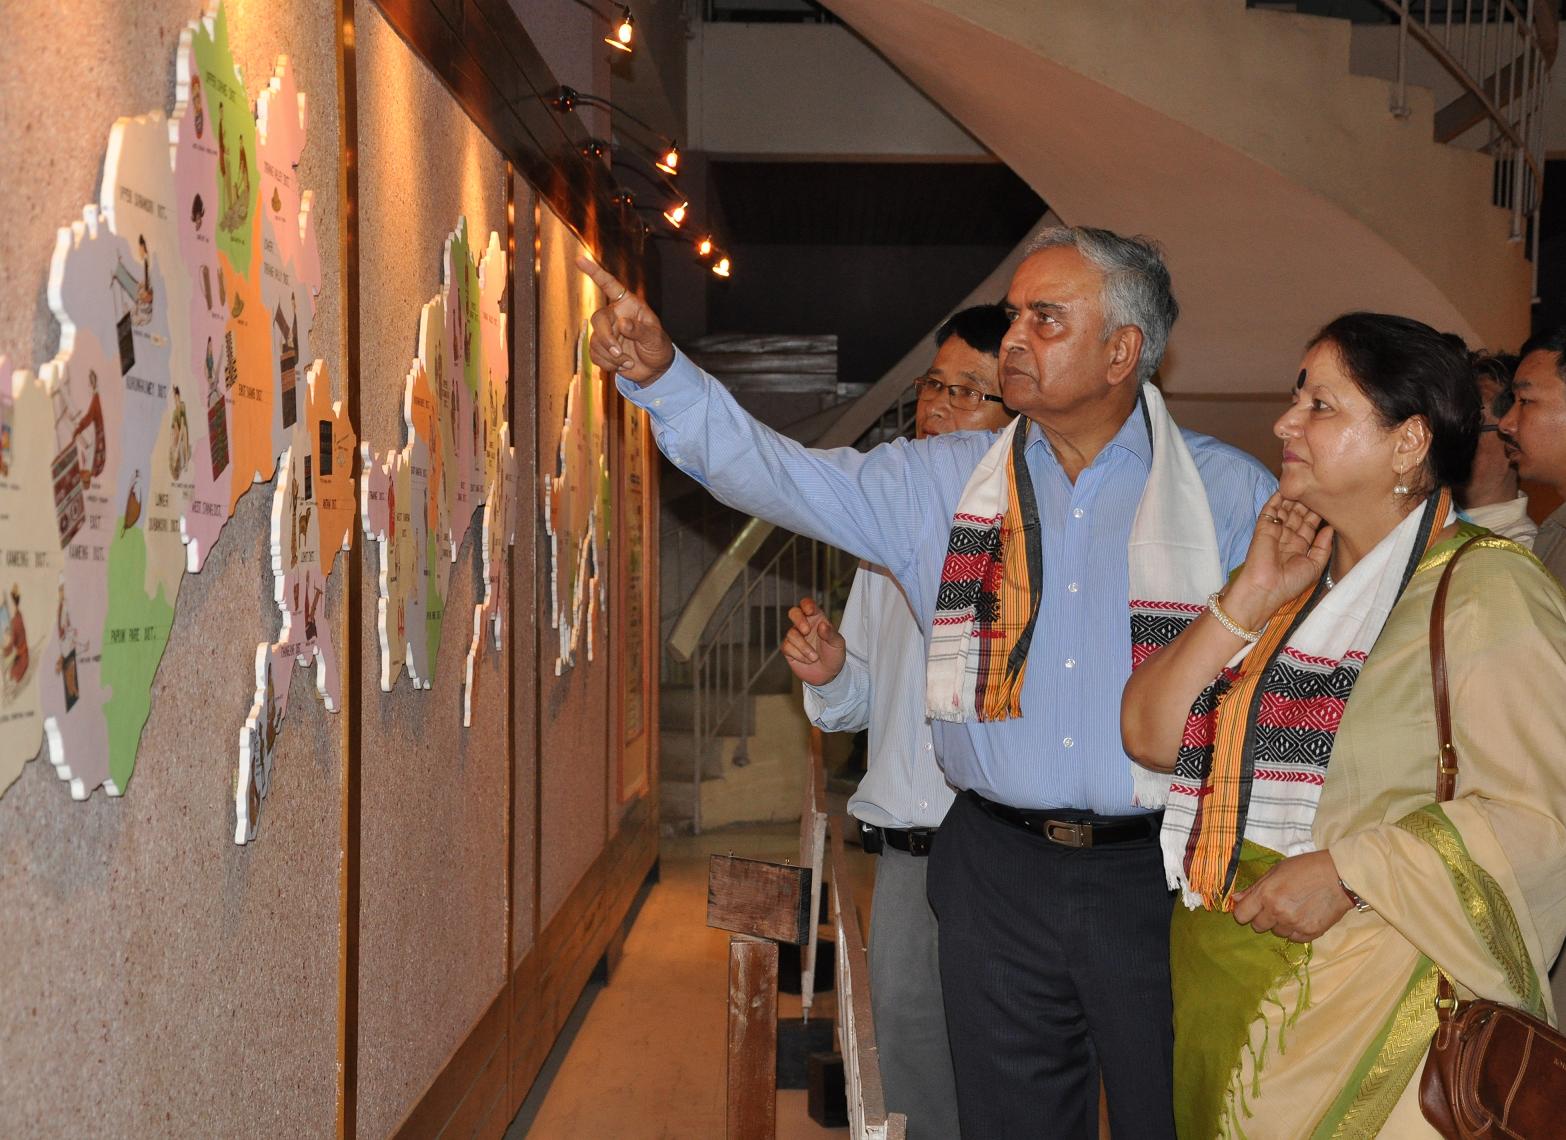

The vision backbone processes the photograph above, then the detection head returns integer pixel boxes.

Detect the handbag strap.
[1426,533,1488,1018]
[1428,534,1485,802]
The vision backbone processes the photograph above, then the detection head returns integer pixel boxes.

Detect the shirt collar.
[1023,392,1153,471]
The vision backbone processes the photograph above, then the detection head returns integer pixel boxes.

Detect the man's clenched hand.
[780,596,847,688]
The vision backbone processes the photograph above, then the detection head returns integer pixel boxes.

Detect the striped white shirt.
[804,563,954,830]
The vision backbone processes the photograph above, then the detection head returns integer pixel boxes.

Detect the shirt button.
[1063,736,1075,749]
[652,398,663,408]
[1067,581,1080,593]
[918,800,929,811]
[1064,657,1076,669]
[1072,508,1084,519]
[924,742,933,752]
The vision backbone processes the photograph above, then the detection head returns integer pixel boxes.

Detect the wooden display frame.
[336,3,654,1138]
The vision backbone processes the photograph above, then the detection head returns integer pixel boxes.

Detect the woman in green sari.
[1122,313,1566,1138]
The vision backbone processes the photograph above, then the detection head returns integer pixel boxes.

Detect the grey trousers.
[868,845,961,1140]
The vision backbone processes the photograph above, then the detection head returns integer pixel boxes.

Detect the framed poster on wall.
[616,393,652,802]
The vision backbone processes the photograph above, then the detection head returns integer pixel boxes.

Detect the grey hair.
[1022,226,1179,385]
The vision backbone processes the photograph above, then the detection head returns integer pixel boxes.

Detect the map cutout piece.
[544,318,609,676]
[0,362,61,796]
[237,361,355,843]
[255,55,320,462]
[1,1,352,840]
[39,203,178,799]
[173,17,237,572]
[362,218,513,718]
[462,231,514,726]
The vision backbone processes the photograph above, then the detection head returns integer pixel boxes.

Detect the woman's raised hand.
[1223,493,1334,631]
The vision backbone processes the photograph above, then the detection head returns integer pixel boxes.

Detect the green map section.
[101,527,176,792]
[453,225,480,398]
[194,3,258,278]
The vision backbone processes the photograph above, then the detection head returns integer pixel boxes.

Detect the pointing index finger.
[575,255,628,302]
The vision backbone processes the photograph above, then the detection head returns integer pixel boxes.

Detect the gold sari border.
[1395,804,1544,1016]
[1309,958,1439,1140]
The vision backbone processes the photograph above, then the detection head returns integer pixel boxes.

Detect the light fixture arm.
[610,157,680,199]
[549,87,675,150]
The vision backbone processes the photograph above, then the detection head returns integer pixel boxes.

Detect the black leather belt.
[858,821,937,857]
[966,790,1162,848]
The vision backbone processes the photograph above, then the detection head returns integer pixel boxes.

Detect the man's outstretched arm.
[580,257,937,585]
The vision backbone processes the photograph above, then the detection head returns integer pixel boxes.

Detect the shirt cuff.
[804,668,856,709]
[614,348,708,419]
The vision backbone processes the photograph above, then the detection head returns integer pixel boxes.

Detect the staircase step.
[660,778,697,834]
[659,731,727,781]
[660,688,756,736]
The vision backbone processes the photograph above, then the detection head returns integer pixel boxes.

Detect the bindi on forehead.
[1294,367,1307,391]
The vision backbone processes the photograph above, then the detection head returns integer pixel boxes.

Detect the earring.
[1394,468,1409,495]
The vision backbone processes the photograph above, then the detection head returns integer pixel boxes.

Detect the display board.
[0,0,350,847]
[0,0,344,1132]
[0,0,653,1134]
[537,203,613,923]
[352,3,513,1134]
[617,396,653,802]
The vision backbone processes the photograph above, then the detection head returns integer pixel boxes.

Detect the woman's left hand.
[1231,850,1354,942]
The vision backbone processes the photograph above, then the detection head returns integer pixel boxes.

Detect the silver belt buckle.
[1044,820,1092,848]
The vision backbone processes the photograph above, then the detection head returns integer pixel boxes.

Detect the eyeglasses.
[911,375,1006,411]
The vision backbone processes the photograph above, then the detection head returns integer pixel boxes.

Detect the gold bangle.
[1206,591,1262,643]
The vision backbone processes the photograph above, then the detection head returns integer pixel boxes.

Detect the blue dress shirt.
[623,351,1277,814]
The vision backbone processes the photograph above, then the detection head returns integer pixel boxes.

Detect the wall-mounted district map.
[540,210,611,677]
[0,1,351,844]
[360,218,517,727]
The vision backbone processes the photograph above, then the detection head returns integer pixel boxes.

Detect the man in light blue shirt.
[781,305,1014,1140]
[581,228,1275,1137]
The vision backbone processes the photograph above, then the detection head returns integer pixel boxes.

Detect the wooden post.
[727,935,779,1139]
[828,815,909,1140]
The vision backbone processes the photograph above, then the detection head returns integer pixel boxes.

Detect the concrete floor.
[509,823,876,1139]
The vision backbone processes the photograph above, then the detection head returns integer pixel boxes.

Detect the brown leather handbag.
[1418,534,1566,1137]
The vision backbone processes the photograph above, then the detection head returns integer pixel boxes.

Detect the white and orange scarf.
[923,384,1223,806]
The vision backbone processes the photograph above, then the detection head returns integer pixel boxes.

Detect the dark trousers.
[926,791,1177,1139]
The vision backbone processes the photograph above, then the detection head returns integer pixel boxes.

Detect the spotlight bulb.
[606,8,634,52]
[663,200,689,228]
[712,255,732,279]
[656,143,681,176]
[695,235,714,259]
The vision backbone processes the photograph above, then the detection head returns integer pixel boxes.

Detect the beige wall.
[688,22,987,158]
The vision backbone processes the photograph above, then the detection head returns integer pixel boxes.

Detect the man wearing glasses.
[778,305,1011,1140]
[1458,351,1538,546]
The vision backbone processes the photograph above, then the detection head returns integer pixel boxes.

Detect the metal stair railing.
[669,388,919,833]
[1376,0,1557,291]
